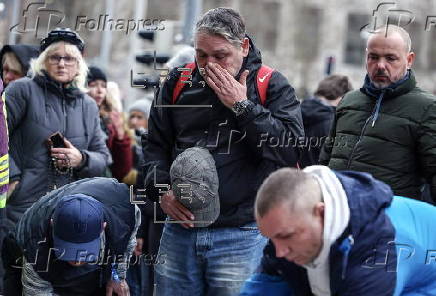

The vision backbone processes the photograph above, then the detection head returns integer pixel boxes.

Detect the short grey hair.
[195,7,246,47]
[369,25,412,53]
[255,168,322,218]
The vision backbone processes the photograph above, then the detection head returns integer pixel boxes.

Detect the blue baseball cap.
[52,194,104,262]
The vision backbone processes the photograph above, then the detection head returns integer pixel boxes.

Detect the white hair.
[30,41,88,91]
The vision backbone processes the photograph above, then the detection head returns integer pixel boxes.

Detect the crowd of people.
[0,6,435,296]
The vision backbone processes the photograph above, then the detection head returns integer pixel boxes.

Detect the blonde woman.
[3,28,111,240]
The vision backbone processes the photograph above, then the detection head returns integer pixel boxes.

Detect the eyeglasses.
[48,55,77,65]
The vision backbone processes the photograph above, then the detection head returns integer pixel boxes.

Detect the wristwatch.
[231,99,252,116]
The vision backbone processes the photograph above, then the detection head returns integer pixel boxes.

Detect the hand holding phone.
[47,132,66,148]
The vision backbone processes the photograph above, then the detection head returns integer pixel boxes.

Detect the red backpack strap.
[172,62,197,104]
[256,65,274,105]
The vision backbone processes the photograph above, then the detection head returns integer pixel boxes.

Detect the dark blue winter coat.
[241,171,436,295]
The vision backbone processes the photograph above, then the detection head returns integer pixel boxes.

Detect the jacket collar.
[34,71,83,102]
[360,69,416,100]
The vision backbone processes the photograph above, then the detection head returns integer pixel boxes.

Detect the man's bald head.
[367,25,412,53]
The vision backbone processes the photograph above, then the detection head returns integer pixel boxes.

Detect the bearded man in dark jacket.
[143,7,304,295]
[320,25,436,202]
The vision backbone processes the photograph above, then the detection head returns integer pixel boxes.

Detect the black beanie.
[87,66,107,84]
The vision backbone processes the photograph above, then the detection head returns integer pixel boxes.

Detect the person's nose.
[4,71,14,83]
[376,59,387,71]
[130,118,138,128]
[58,57,66,67]
[206,56,218,64]
[274,240,290,258]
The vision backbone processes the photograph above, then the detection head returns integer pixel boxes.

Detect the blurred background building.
[1,0,436,105]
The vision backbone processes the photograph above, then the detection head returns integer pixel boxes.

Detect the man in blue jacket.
[241,166,436,295]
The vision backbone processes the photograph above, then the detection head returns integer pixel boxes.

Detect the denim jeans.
[155,222,268,296]
[126,263,143,296]
[126,254,157,296]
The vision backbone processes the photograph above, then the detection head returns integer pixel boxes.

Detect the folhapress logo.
[75,15,165,35]
[9,2,65,38]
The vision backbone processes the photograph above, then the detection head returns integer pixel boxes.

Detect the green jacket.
[320,71,436,200]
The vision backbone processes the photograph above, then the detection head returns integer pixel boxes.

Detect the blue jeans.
[126,254,155,296]
[155,222,268,296]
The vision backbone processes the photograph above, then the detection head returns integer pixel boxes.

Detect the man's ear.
[241,37,250,57]
[103,222,107,230]
[313,202,325,219]
[313,202,325,229]
[406,51,415,69]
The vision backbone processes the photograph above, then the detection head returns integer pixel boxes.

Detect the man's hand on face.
[106,279,130,296]
[160,190,195,229]
[205,62,249,109]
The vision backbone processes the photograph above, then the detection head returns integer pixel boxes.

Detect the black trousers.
[2,232,23,296]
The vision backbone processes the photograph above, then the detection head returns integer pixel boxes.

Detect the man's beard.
[370,69,408,89]
[371,69,390,89]
[371,81,389,89]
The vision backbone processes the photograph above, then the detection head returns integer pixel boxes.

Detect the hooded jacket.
[0,45,39,80]
[143,36,304,227]
[300,97,335,167]
[320,70,436,201]
[241,171,436,295]
[4,73,112,230]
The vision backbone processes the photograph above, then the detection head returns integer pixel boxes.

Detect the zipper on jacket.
[346,90,385,169]
[61,94,67,134]
[346,115,371,169]
[339,234,354,279]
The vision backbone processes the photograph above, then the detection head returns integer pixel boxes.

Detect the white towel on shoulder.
[302,165,350,296]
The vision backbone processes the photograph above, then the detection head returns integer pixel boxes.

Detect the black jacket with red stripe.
[143,37,304,227]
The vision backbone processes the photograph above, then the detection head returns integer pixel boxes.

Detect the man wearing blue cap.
[3,177,140,296]
[51,194,107,266]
